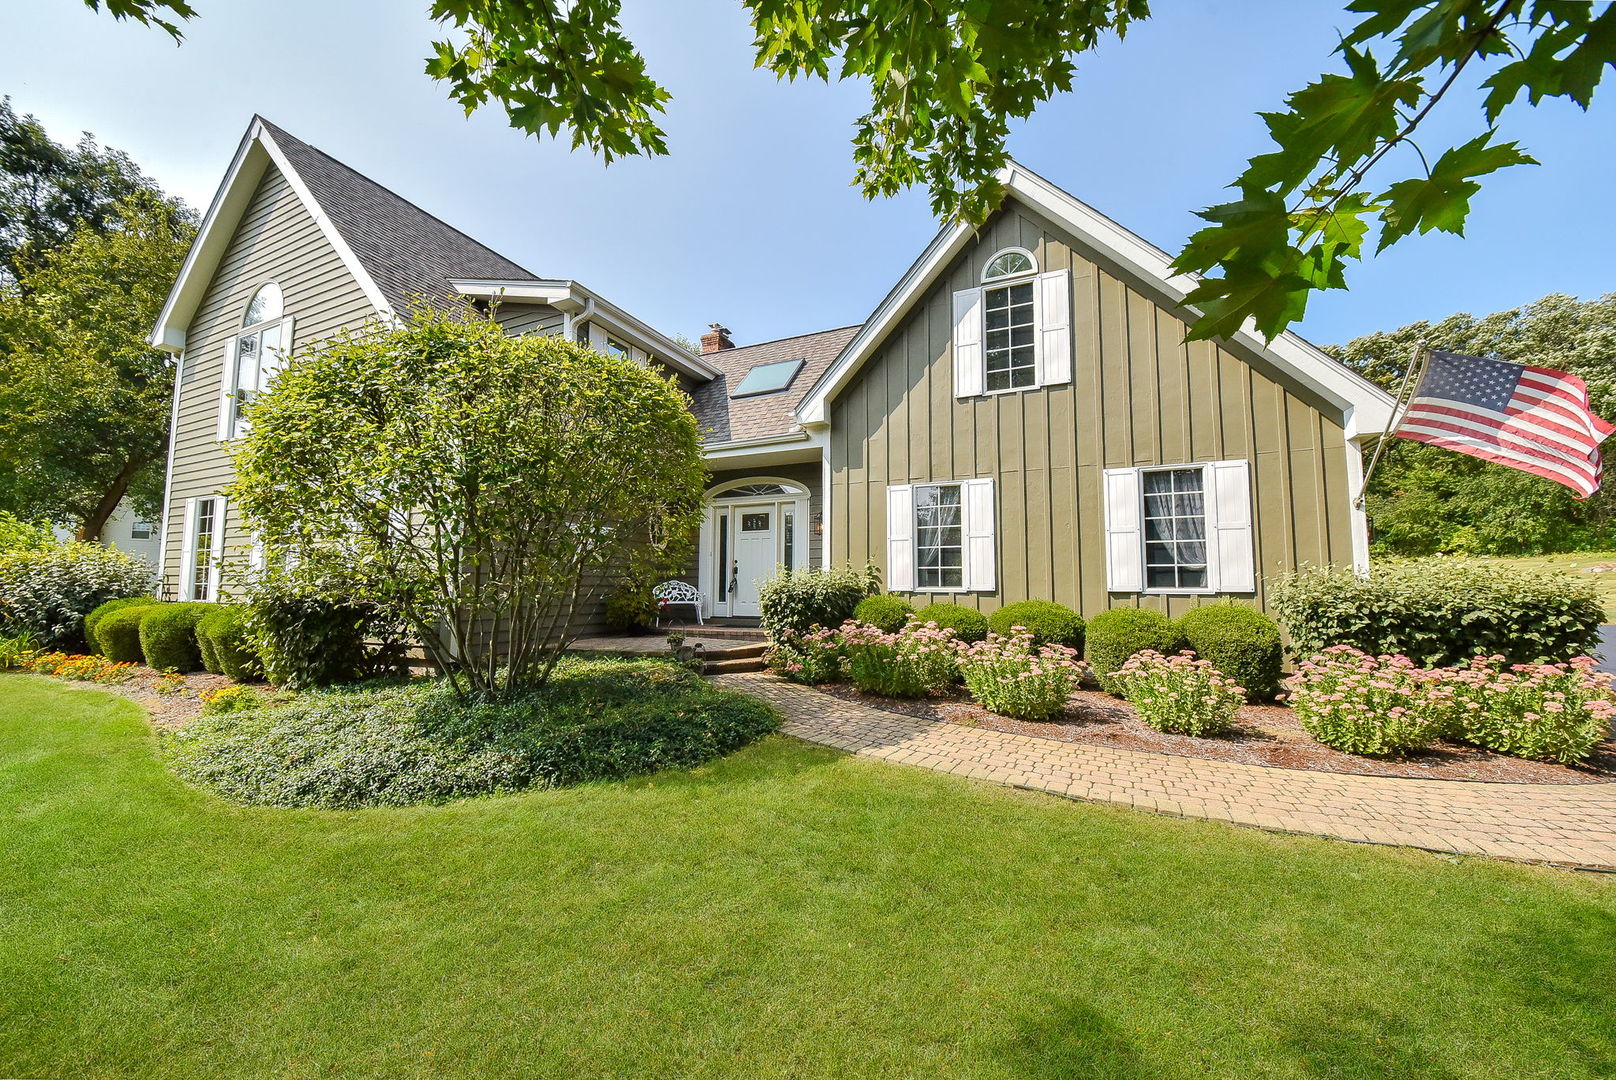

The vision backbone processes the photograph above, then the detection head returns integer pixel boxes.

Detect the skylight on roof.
[731,358,804,398]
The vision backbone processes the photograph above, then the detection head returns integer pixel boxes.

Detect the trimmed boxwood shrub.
[163,657,779,808]
[138,602,219,672]
[988,600,1084,652]
[852,594,915,632]
[86,596,159,652]
[915,602,989,643]
[1086,608,1185,695]
[758,564,880,641]
[94,605,152,664]
[196,606,260,681]
[1271,558,1604,667]
[1175,604,1283,701]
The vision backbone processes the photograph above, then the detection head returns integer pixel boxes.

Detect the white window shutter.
[588,323,609,352]
[180,498,199,600]
[1208,459,1256,593]
[1036,269,1072,386]
[963,478,997,592]
[952,287,984,398]
[216,335,239,441]
[264,315,295,384]
[886,484,915,592]
[1103,468,1144,592]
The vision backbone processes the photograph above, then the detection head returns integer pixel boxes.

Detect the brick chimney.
[701,323,734,353]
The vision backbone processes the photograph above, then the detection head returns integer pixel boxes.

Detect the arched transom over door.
[699,478,811,618]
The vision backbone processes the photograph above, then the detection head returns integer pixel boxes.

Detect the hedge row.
[85,598,257,677]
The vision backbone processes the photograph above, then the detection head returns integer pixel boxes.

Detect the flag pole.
[1354,338,1430,510]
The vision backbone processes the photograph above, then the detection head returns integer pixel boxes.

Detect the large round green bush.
[1175,604,1283,701]
[95,605,152,664]
[914,602,989,643]
[196,606,260,681]
[988,600,1084,652]
[852,594,915,632]
[1086,608,1185,695]
[758,565,880,641]
[138,602,218,672]
[86,596,159,652]
[1271,558,1604,666]
[164,658,780,808]
[0,542,153,647]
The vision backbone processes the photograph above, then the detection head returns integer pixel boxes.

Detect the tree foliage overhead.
[1330,292,1616,555]
[0,97,158,285]
[77,0,1615,343]
[228,307,708,696]
[0,190,194,537]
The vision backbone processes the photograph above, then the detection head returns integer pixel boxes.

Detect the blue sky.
[5,0,1612,350]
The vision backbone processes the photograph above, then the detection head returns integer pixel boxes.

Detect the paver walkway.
[718,673,1616,869]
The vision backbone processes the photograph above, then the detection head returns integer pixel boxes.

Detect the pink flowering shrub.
[1441,655,1614,764]
[1285,646,1616,763]
[956,629,1085,719]
[1111,650,1245,736]
[767,625,845,685]
[1282,646,1457,756]
[841,619,960,698]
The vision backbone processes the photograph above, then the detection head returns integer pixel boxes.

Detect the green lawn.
[1466,550,1616,619]
[3,674,1615,1079]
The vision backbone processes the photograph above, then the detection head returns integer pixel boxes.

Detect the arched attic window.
[982,248,1036,282]
[242,282,284,327]
[220,282,294,441]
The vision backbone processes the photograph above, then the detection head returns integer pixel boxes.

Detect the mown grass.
[3,672,1615,1079]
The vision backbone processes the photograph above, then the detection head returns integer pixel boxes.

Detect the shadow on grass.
[997,997,1146,1079]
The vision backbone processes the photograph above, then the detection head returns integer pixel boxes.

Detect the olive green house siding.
[825,193,1362,619]
[159,161,379,591]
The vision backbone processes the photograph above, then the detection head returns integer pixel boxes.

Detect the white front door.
[729,504,777,618]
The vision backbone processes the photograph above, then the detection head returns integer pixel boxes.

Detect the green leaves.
[1172,0,1598,342]
[80,0,195,40]
[1378,132,1535,248]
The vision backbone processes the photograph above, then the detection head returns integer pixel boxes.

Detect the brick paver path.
[718,673,1616,869]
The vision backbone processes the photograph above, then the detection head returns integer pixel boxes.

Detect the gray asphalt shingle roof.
[690,325,861,442]
[258,117,540,311]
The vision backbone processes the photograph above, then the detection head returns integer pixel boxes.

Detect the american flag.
[1395,350,1616,499]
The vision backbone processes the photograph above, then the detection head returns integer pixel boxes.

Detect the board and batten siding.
[160,163,380,592]
[828,195,1358,619]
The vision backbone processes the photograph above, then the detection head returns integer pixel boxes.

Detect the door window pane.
[741,512,770,532]
[915,484,964,588]
[1142,469,1207,590]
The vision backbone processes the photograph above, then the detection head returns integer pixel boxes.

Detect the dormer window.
[220,283,294,441]
[731,357,804,398]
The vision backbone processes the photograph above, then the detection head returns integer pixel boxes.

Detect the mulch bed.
[812,682,1616,785]
[41,667,259,728]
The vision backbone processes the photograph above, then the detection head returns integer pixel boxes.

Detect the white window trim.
[1105,459,1256,597]
[180,495,227,602]
[886,477,996,595]
[952,255,1071,400]
[218,309,296,443]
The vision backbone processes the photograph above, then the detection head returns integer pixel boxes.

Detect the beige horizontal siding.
[829,195,1355,620]
[161,164,380,594]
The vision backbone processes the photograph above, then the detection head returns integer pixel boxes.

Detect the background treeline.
[1328,292,1616,555]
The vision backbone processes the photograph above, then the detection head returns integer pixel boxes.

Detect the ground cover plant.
[164,657,778,808]
[955,629,1085,720]
[3,674,1615,1079]
[1111,651,1247,737]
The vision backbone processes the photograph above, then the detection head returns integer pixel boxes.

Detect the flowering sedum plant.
[840,619,960,698]
[768,624,845,684]
[1111,650,1244,736]
[1282,646,1453,756]
[1440,654,1614,765]
[955,628,1085,720]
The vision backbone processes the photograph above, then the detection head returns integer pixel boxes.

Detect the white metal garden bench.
[651,580,705,626]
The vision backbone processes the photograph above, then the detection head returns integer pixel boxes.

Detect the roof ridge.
[724,323,862,352]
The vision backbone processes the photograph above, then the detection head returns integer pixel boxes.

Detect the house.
[150,117,1395,625]
[51,500,160,566]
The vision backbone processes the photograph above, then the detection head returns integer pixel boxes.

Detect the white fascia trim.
[701,429,824,468]
[451,278,722,381]
[150,119,395,352]
[796,162,1397,434]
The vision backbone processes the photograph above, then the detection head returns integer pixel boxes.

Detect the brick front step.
[703,656,768,674]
